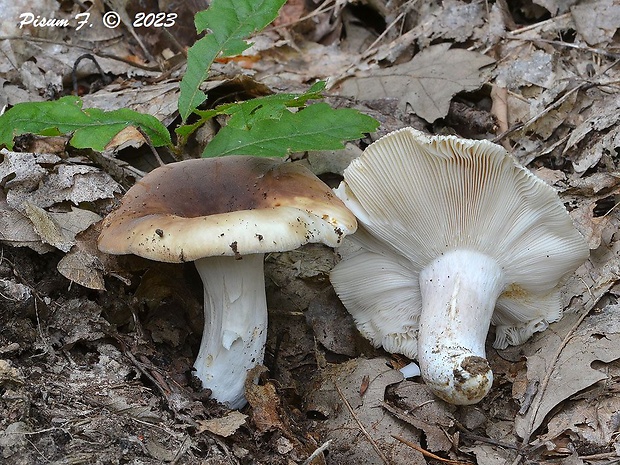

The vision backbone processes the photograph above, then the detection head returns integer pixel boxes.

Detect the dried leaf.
[389,381,455,452]
[0,209,46,244]
[571,0,620,46]
[514,305,620,439]
[23,202,73,252]
[245,367,286,433]
[196,411,248,437]
[305,357,426,464]
[23,203,101,253]
[306,289,360,357]
[419,0,485,47]
[338,44,494,123]
[48,299,109,347]
[495,49,556,90]
[57,249,106,291]
[0,150,60,190]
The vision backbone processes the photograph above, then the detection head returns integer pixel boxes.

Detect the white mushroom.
[330,128,589,404]
[98,156,357,409]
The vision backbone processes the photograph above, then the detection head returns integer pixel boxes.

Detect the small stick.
[301,439,332,465]
[136,127,166,167]
[507,13,571,35]
[334,384,391,465]
[392,435,473,465]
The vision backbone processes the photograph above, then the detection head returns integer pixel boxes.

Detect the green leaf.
[176,81,325,141]
[201,103,379,157]
[178,0,287,123]
[0,96,171,151]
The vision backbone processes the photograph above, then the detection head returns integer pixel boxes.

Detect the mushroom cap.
[330,128,589,355]
[98,156,357,262]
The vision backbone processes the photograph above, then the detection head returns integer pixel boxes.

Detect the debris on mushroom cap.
[330,127,589,403]
[97,156,357,262]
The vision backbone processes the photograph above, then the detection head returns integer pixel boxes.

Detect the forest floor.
[1,0,620,464]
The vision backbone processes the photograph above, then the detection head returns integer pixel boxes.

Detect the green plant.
[0,0,378,158]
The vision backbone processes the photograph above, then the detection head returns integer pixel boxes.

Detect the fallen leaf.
[196,411,248,437]
[389,381,455,453]
[0,208,53,252]
[305,357,426,464]
[48,299,110,347]
[57,249,106,290]
[23,202,73,252]
[541,392,620,450]
[245,369,286,434]
[306,289,360,357]
[23,165,121,208]
[23,203,101,253]
[495,49,556,90]
[514,304,620,439]
[338,43,494,123]
[571,0,620,46]
[532,0,576,15]
[418,0,485,47]
[563,94,620,162]
[0,150,59,190]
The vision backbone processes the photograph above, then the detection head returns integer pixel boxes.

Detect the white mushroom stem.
[193,253,267,409]
[417,249,505,405]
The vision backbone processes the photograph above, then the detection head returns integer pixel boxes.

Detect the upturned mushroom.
[98,156,356,409]
[330,128,589,405]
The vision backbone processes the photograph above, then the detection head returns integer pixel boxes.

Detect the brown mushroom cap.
[98,156,357,262]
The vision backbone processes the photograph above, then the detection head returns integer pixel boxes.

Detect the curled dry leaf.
[23,203,101,253]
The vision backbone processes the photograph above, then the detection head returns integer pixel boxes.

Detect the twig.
[301,439,332,465]
[506,36,620,60]
[170,435,192,465]
[579,451,620,461]
[362,10,406,58]
[269,0,338,30]
[392,435,473,465]
[453,421,519,450]
[334,384,391,465]
[124,350,171,399]
[0,35,160,71]
[492,83,586,143]
[135,126,166,167]
[507,13,571,35]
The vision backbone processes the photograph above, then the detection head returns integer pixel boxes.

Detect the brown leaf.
[305,357,426,464]
[571,0,620,46]
[338,44,494,123]
[245,366,286,433]
[57,249,106,291]
[514,305,620,439]
[196,411,248,437]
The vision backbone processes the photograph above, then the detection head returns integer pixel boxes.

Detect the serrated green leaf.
[177,81,326,140]
[178,0,287,122]
[0,96,171,151]
[201,103,379,157]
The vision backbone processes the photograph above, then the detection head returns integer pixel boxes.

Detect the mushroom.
[98,156,356,409]
[330,128,589,405]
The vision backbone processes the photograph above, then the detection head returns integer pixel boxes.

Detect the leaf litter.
[2,0,620,464]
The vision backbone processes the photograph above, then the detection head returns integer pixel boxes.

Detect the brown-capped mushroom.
[98,156,356,408]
